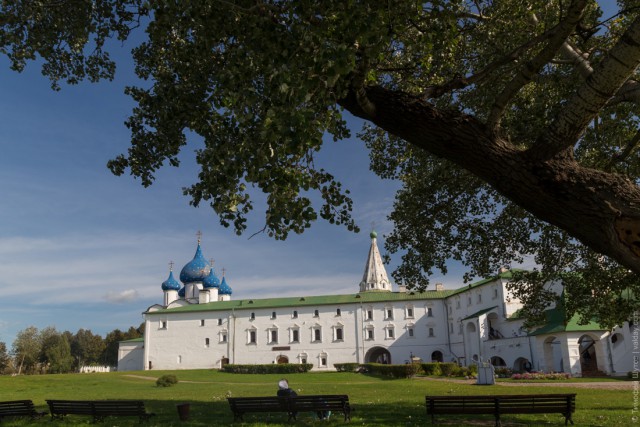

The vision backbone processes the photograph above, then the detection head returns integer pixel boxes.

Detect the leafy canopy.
[2,0,639,328]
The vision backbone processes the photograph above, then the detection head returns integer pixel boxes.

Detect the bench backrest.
[92,400,146,416]
[289,395,350,412]
[46,400,94,415]
[426,394,576,413]
[227,397,289,412]
[0,400,37,416]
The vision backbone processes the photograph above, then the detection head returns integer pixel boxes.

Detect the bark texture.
[339,86,640,274]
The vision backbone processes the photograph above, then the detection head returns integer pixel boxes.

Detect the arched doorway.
[431,351,443,363]
[276,355,289,364]
[513,357,532,373]
[490,356,506,367]
[543,336,562,372]
[365,346,391,364]
[579,335,598,375]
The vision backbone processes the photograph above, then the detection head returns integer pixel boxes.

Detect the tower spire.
[358,230,391,292]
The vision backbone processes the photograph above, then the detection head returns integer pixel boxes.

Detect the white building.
[118,233,634,376]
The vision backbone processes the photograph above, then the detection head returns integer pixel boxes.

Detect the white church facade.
[118,233,634,377]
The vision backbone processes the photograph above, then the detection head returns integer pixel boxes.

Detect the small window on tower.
[200,319,205,326]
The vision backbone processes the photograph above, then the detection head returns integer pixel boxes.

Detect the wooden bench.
[46,399,155,423]
[288,395,351,421]
[426,394,576,426]
[227,394,351,422]
[0,400,46,422]
[227,396,289,421]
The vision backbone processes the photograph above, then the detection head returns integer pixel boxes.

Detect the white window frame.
[312,325,322,343]
[385,324,395,340]
[333,323,344,342]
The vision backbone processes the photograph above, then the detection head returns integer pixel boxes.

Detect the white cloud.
[104,289,140,304]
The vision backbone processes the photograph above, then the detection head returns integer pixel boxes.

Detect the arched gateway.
[365,346,391,364]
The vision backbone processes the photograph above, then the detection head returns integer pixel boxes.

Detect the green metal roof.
[119,337,144,343]
[146,270,515,315]
[146,289,457,315]
[529,307,605,336]
[462,306,498,321]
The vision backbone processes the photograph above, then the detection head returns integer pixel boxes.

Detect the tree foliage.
[2,0,640,327]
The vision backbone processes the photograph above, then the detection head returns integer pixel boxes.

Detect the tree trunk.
[340,86,640,273]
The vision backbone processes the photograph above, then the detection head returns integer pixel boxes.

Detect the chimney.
[498,266,509,274]
[435,282,444,292]
[397,284,407,293]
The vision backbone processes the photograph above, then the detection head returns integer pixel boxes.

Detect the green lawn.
[0,370,633,426]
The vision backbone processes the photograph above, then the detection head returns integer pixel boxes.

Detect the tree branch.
[531,16,640,160]
[487,0,588,130]
[606,129,640,170]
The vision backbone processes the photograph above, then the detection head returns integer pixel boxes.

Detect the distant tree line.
[0,324,143,375]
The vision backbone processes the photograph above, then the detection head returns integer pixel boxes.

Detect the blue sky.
[0,37,469,347]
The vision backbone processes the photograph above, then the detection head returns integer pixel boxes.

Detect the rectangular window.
[493,288,499,299]
[406,307,414,318]
[468,297,472,306]
[200,319,205,326]
[249,330,257,344]
[336,308,341,316]
[367,329,374,340]
[292,310,298,319]
[250,312,255,320]
[408,328,414,337]
[314,328,321,342]
[320,357,327,367]
[205,338,210,347]
[387,328,395,339]
[218,318,223,326]
[221,333,228,343]
[270,330,278,344]
[271,311,277,319]
[366,310,373,320]
[292,329,299,343]
[456,300,461,309]
[160,321,167,329]
[314,309,319,317]
[477,294,482,303]
[429,327,435,337]
[335,327,343,341]
[427,307,433,317]
[386,308,393,320]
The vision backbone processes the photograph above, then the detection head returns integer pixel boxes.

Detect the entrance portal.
[276,355,289,364]
[365,347,391,364]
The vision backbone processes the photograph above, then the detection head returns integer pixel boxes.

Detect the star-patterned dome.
[161,270,181,291]
[180,243,211,284]
[219,276,232,295]
[178,286,185,297]
[203,267,221,289]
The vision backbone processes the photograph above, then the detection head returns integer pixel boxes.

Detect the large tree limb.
[339,85,640,274]
[530,16,640,160]
[487,0,587,130]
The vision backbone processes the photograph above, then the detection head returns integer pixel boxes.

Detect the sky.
[4,2,620,348]
[0,35,470,348]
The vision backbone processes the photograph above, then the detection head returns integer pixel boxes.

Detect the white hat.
[278,379,289,390]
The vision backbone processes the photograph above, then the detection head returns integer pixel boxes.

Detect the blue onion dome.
[203,267,221,289]
[179,243,211,283]
[161,270,181,291]
[219,276,232,295]
[178,286,185,297]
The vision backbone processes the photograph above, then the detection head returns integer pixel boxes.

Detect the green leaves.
[4,0,640,327]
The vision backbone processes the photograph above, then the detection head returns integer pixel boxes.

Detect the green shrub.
[468,364,478,375]
[156,374,178,387]
[334,363,360,372]
[421,363,442,376]
[361,363,421,378]
[221,363,313,374]
[438,362,458,376]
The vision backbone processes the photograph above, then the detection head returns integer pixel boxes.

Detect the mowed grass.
[0,370,633,426]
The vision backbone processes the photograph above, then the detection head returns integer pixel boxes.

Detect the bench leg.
[495,414,501,427]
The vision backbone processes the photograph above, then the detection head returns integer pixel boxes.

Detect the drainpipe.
[354,302,361,364]
[231,307,236,364]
